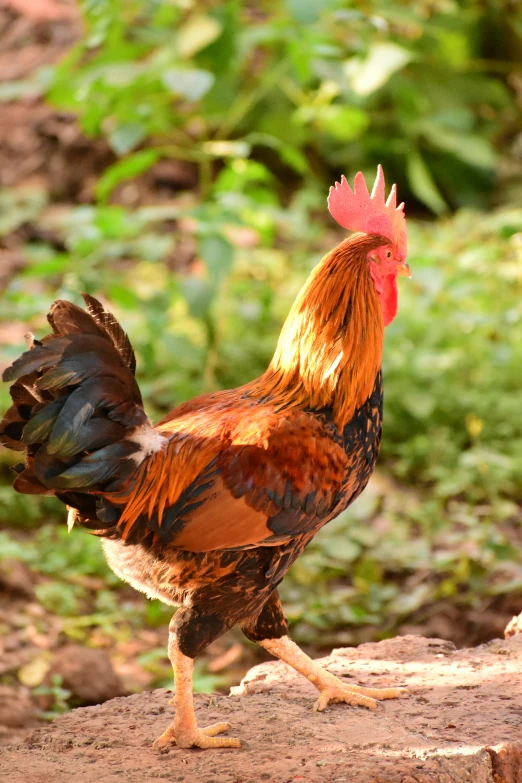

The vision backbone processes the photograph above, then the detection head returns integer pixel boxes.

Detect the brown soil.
[2,634,522,783]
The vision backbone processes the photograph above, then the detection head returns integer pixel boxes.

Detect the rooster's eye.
[385,250,392,259]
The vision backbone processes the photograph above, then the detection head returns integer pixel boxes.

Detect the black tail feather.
[21,396,68,446]
[83,293,137,374]
[0,295,154,532]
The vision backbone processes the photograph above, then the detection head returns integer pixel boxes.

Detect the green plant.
[33,675,72,720]
[4,1,519,210]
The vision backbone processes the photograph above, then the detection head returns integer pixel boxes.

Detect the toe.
[313,684,392,712]
[195,734,242,749]
[153,729,175,753]
[200,722,233,737]
[153,721,241,750]
[326,682,407,701]
[363,686,408,700]
[314,689,378,712]
[340,691,379,710]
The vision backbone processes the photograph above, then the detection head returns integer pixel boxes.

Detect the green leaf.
[177,14,222,58]
[0,188,47,234]
[18,655,51,688]
[322,537,361,562]
[345,43,413,96]
[162,68,215,101]
[286,0,340,25]
[199,234,234,283]
[107,284,143,309]
[401,390,437,420]
[278,144,309,174]
[203,139,251,158]
[0,81,40,101]
[0,532,38,562]
[423,127,497,170]
[94,206,139,239]
[315,105,369,141]
[96,150,160,202]
[99,63,145,88]
[35,581,83,616]
[179,277,216,319]
[406,149,448,214]
[192,660,226,693]
[436,30,470,68]
[22,253,70,277]
[108,123,147,156]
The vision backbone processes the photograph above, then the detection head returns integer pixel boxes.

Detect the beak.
[397,261,412,278]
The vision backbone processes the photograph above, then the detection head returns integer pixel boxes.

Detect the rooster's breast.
[314,369,383,521]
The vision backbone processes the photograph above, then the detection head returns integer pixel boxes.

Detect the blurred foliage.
[4,0,522,210]
[1,0,522,687]
[33,675,73,721]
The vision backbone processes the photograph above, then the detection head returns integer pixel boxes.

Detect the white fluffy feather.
[128,423,167,464]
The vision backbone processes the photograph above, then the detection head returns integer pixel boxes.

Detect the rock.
[487,741,522,783]
[0,685,42,748]
[0,560,36,601]
[504,613,522,638]
[0,686,37,729]
[46,645,125,706]
[2,634,522,782]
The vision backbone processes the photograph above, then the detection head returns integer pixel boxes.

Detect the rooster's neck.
[250,234,385,430]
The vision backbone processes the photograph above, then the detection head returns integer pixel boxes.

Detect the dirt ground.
[2,634,522,783]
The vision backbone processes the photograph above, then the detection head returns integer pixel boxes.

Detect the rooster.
[1,166,411,750]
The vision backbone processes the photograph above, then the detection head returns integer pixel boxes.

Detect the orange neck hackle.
[249,233,386,430]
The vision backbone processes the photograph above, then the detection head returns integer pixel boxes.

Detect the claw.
[153,721,241,751]
[313,681,407,712]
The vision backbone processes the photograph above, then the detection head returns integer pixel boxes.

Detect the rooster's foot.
[259,635,408,714]
[313,675,407,712]
[153,721,241,751]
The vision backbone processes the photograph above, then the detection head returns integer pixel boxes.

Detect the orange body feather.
[101,233,385,550]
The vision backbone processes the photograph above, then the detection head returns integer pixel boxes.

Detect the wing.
[111,406,352,551]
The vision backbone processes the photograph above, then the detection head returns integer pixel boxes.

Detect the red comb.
[328,165,407,259]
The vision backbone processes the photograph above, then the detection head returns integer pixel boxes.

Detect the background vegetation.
[1,0,522,715]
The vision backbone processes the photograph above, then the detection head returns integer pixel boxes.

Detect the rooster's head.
[328,165,410,326]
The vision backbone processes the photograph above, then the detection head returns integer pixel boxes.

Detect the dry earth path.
[2,635,522,782]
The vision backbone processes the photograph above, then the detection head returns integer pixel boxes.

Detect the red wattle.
[380,274,398,326]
